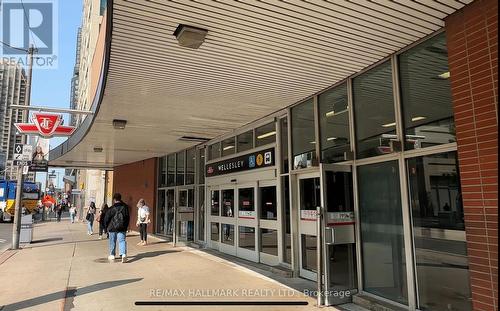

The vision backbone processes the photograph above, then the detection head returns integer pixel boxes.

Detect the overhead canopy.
[49,0,472,169]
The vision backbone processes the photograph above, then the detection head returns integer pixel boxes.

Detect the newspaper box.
[20,214,33,243]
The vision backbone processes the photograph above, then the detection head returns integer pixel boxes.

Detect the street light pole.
[12,45,35,250]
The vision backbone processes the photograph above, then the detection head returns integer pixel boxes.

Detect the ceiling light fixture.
[412,116,427,122]
[113,119,127,130]
[173,24,208,49]
[438,71,450,79]
[326,111,335,117]
[327,137,338,141]
[223,145,235,151]
[257,131,276,139]
[382,122,397,128]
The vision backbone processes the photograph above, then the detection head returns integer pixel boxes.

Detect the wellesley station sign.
[206,148,275,177]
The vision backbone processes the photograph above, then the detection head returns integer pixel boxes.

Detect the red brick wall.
[446,0,498,310]
[113,158,157,233]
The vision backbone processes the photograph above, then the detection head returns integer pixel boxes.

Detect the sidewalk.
[0,220,332,311]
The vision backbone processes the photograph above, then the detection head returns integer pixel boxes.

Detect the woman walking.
[86,202,96,235]
[69,203,76,223]
[97,203,109,239]
[136,199,150,245]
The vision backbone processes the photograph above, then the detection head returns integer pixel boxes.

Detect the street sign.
[15,112,76,138]
[13,144,33,166]
[14,144,23,160]
[22,145,33,161]
[13,160,32,166]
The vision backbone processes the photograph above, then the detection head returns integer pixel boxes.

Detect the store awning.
[49,0,472,169]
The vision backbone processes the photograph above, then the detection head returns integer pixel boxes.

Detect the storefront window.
[222,137,236,157]
[176,151,185,185]
[211,190,219,216]
[292,99,316,169]
[239,226,255,250]
[159,156,166,186]
[260,229,278,256]
[407,151,471,310]
[208,143,221,160]
[211,222,219,241]
[260,186,277,220]
[186,148,195,185]
[358,161,408,305]
[399,32,455,150]
[198,186,205,241]
[198,147,205,184]
[353,61,396,159]
[222,224,234,245]
[222,189,234,217]
[282,176,291,264]
[238,188,255,218]
[280,117,289,173]
[319,83,350,163]
[301,234,317,272]
[167,154,175,187]
[237,130,254,153]
[255,122,276,147]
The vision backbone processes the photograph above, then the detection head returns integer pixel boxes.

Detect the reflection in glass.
[222,137,236,157]
[280,118,289,173]
[399,32,456,150]
[300,178,321,213]
[209,143,221,160]
[301,234,317,272]
[238,188,255,218]
[292,99,316,169]
[260,229,278,256]
[167,154,175,187]
[198,147,205,184]
[282,176,292,264]
[407,152,472,311]
[222,189,234,217]
[186,148,195,185]
[159,156,166,186]
[358,161,407,305]
[211,190,219,216]
[176,151,185,185]
[353,61,396,159]
[166,189,175,237]
[319,83,350,163]
[222,224,234,245]
[211,222,219,241]
[328,244,357,292]
[260,186,277,220]
[325,171,353,213]
[237,131,253,153]
[179,190,187,207]
[239,226,255,250]
[156,190,165,235]
[255,122,276,147]
[198,186,205,241]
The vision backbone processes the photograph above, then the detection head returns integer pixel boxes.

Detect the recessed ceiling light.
[223,145,235,151]
[173,24,208,49]
[382,122,396,128]
[412,116,427,122]
[310,141,316,144]
[257,131,276,139]
[327,137,337,141]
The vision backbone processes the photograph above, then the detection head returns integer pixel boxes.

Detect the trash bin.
[20,214,33,244]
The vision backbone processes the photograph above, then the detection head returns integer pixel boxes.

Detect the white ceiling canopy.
[49,0,472,168]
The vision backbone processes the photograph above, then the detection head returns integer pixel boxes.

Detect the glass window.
[255,122,276,147]
[197,147,205,185]
[301,234,317,272]
[260,229,278,256]
[358,161,407,305]
[282,176,292,264]
[166,189,175,236]
[176,151,185,185]
[260,186,277,220]
[211,190,219,216]
[179,189,187,207]
[198,186,205,241]
[292,99,316,169]
[222,224,234,245]
[167,154,175,187]
[186,148,195,185]
[156,190,165,235]
[280,117,289,173]
[211,222,219,241]
[399,32,455,150]
[159,156,166,186]
[407,151,471,311]
[239,226,255,250]
[237,130,254,153]
[222,137,236,157]
[319,83,351,163]
[221,189,234,217]
[208,143,220,160]
[238,188,255,218]
[353,61,396,159]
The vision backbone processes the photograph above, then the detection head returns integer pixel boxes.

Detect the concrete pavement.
[0,219,338,311]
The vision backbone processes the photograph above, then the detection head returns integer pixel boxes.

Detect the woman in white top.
[136,199,150,245]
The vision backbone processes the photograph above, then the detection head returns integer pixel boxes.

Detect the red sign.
[15,113,75,138]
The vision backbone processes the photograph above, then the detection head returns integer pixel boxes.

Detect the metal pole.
[316,205,323,307]
[12,45,35,249]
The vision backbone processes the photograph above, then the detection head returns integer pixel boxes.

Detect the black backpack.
[110,206,125,229]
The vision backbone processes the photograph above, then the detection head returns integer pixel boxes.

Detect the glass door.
[220,186,236,256]
[156,189,166,236]
[165,188,175,241]
[236,183,258,262]
[297,172,321,281]
[208,186,220,250]
[259,180,279,266]
[176,187,195,244]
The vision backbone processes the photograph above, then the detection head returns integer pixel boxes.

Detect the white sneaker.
[121,255,127,263]
[108,255,115,261]
[98,236,102,240]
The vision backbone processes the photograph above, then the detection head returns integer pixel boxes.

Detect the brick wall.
[446,0,498,310]
[113,158,157,233]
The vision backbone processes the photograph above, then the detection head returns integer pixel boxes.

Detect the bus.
[0,180,41,222]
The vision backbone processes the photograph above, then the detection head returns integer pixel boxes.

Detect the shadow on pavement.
[30,237,63,244]
[1,278,143,311]
[125,250,179,263]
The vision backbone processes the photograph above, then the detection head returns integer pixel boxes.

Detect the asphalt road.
[0,222,13,253]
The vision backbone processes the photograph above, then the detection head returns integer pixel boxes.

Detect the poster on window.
[29,137,49,172]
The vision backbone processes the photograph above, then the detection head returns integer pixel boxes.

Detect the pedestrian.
[97,203,109,240]
[104,193,130,263]
[56,203,63,222]
[69,203,76,223]
[136,198,150,246]
[86,202,96,235]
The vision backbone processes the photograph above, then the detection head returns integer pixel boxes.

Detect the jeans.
[139,223,147,241]
[70,213,75,223]
[87,221,94,233]
[108,231,127,256]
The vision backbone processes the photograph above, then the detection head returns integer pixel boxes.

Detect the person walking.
[86,202,97,235]
[136,199,150,246]
[97,203,109,240]
[69,203,76,223]
[104,193,130,263]
[56,203,63,222]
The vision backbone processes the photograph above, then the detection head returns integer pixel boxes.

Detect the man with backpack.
[104,193,130,263]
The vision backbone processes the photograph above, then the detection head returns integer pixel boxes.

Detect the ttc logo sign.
[15,112,75,138]
[1,0,58,68]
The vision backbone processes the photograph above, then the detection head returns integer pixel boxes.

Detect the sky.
[29,0,83,188]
